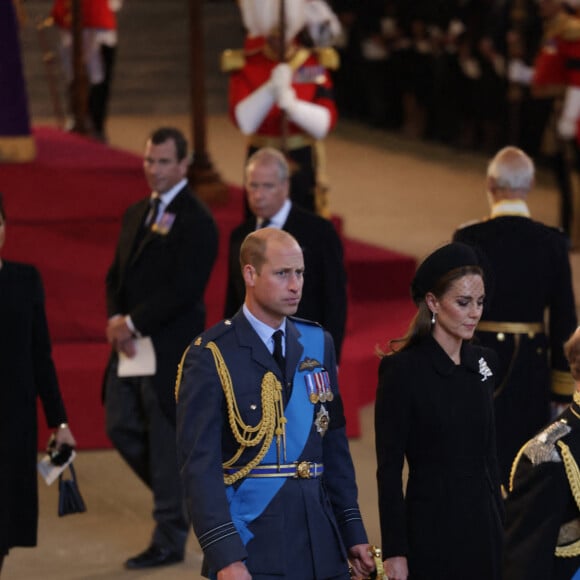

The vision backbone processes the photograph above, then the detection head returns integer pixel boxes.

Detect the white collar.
[257,199,292,229]
[153,178,187,209]
[242,304,286,350]
[490,199,531,218]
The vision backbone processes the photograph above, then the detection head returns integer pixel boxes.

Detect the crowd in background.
[329,0,553,159]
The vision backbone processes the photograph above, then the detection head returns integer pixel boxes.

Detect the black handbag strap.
[59,462,77,483]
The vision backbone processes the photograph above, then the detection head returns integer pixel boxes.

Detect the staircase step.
[20,0,242,118]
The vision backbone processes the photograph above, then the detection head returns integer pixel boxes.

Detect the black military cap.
[411,242,479,304]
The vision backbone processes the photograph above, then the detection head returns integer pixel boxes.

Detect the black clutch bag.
[58,463,87,517]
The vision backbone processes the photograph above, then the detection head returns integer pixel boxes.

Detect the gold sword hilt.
[369,545,386,579]
[349,545,387,579]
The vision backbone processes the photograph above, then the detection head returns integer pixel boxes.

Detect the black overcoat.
[0,262,67,553]
[375,335,503,580]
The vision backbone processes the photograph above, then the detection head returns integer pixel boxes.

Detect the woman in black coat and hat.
[0,193,76,572]
[375,242,503,580]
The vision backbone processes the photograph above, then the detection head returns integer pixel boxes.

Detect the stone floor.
[3,113,578,579]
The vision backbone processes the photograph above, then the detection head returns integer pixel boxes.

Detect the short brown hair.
[239,228,300,273]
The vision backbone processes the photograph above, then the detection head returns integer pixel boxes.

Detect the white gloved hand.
[234,82,277,135]
[558,87,580,139]
[278,87,297,111]
[270,63,293,99]
[558,116,577,139]
[507,59,534,84]
[305,0,342,46]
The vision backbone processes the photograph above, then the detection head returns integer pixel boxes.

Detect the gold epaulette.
[315,46,340,70]
[221,49,246,72]
[552,369,576,398]
[545,12,580,41]
[561,16,580,42]
[0,135,36,162]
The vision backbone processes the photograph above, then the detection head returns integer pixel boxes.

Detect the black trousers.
[105,365,189,553]
[88,44,116,138]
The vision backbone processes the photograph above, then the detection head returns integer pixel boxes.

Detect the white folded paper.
[117,336,157,377]
[38,450,77,486]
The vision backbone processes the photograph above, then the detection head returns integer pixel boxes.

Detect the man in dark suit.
[176,227,374,579]
[224,147,348,361]
[104,127,219,569]
[453,145,577,486]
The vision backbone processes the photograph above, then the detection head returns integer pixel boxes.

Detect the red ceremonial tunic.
[51,0,116,30]
[533,13,580,143]
[228,36,337,139]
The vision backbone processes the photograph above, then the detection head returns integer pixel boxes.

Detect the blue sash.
[226,322,324,546]
[572,567,580,580]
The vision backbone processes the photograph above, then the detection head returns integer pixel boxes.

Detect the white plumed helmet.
[239,0,306,41]
[304,0,342,46]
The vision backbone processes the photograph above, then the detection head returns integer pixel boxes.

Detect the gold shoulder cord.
[205,341,286,485]
[174,341,287,485]
[555,441,580,557]
[508,444,528,493]
[174,345,191,403]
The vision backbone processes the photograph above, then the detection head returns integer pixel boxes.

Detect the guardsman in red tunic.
[51,0,120,142]
[222,0,340,216]
[532,0,580,242]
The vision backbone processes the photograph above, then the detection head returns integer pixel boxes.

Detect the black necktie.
[272,330,285,377]
[259,218,271,229]
[146,196,162,227]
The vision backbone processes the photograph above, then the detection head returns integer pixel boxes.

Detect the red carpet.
[1,127,416,447]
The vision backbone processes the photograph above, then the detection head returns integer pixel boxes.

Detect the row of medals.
[304,371,334,404]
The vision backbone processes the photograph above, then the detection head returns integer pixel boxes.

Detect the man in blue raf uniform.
[176,228,374,579]
[453,146,577,486]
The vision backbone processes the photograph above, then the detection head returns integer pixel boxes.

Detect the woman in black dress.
[375,242,503,580]
[0,193,76,571]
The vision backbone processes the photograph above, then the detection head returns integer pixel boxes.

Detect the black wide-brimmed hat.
[411,242,479,305]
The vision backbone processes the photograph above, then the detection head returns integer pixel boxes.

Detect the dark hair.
[149,127,188,161]
[380,265,484,355]
[0,192,5,221]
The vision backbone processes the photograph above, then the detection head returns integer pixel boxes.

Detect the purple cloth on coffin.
[0,0,32,137]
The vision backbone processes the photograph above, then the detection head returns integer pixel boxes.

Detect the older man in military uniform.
[504,327,580,579]
[453,146,577,485]
[176,228,374,579]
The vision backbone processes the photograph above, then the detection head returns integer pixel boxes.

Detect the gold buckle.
[295,461,311,479]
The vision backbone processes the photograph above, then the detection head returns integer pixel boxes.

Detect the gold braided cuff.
[552,370,576,397]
